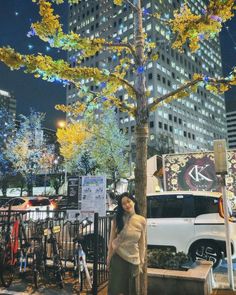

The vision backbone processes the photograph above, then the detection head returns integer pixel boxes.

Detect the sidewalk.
[212,291,236,295]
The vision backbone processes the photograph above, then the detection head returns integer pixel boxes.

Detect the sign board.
[163,150,236,198]
[81,176,106,219]
[67,176,81,210]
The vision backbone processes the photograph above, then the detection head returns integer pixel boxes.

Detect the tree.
[49,174,64,194]
[5,110,55,195]
[73,150,99,176]
[0,107,15,196]
[0,1,235,293]
[88,110,129,189]
[57,110,129,187]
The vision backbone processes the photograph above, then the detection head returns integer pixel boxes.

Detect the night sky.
[0,1,236,130]
[0,0,67,129]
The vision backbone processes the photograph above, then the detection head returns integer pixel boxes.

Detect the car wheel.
[190,240,222,269]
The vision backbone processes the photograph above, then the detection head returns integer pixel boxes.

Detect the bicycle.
[44,217,64,289]
[30,220,46,289]
[0,207,30,287]
[72,218,93,292]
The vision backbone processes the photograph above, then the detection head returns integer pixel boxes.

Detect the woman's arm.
[138,218,147,271]
[107,218,117,269]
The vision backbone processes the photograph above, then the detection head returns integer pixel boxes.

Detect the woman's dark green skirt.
[108,253,140,295]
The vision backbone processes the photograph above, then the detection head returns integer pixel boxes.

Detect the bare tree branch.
[110,73,138,97]
[123,0,138,12]
[102,42,138,62]
[148,77,202,111]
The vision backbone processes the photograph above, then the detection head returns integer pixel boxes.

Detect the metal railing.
[0,208,113,294]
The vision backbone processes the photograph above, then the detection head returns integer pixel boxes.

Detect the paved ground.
[0,260,236,294]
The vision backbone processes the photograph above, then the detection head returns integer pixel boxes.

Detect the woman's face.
[121,196,135,213]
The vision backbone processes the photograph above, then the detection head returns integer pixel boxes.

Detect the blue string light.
[137,66,145,74]
[100,82,107,89]
[27,27,36,38]
[210,15,222,22]
[115,36,121,43]
[199,33,205,41]
[143,8,150,16]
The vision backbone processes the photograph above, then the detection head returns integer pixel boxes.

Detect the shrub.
[147,248,192,270]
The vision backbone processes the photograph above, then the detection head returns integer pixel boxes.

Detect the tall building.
[226,111,236,149]
[67,0,226,153]
[0,88,16,118]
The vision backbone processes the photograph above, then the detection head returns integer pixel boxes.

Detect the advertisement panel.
[163,150,236,198]
[67,176,81,210]
[81,176,106,220]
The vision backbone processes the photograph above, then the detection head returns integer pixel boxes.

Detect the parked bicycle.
[44,217,64,289]
[0,207,30,287]
[72,218,93,291]
[30,220,46,289]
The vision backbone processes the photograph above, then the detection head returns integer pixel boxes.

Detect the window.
[158,122,162,128]
[9,198,25,206]
[194,196,219,216]
[147,196,165,218]
[147,195,194,218]
[150,121,154,128]
[148,73,153,80]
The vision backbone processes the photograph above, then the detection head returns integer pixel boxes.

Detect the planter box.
[148,261,213,295]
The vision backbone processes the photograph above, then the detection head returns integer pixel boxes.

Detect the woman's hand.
[139,263,144,273]
[106,256,111,272]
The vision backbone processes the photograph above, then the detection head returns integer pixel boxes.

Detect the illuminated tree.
[5,110,55,195]
[57,110,129,186]
[0,1,235,293]
[88,110,129,189]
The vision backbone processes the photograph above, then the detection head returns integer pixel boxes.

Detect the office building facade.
[227,111,236,149]
[67,0,226,153]
[0,88,16,118]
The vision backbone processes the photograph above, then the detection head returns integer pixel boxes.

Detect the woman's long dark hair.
[115,192,140,233]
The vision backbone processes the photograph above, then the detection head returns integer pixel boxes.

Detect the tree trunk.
[135,123,148,295]
[133,1,148,294]
[2,178,8,197]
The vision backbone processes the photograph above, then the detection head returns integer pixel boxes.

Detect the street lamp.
[57,120,66,129]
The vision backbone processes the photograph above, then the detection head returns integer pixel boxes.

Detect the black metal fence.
[0,208,113,294]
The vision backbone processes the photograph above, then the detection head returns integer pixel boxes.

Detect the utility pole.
[213,139,234,290]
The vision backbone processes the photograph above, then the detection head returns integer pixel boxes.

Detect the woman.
[107,192,146,295]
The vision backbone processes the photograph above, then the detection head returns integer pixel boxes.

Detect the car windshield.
[30,199,50,206]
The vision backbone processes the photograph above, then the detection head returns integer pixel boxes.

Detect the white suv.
[147,191,236,268]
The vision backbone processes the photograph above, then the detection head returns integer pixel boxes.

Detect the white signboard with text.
[81,176,106,219]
